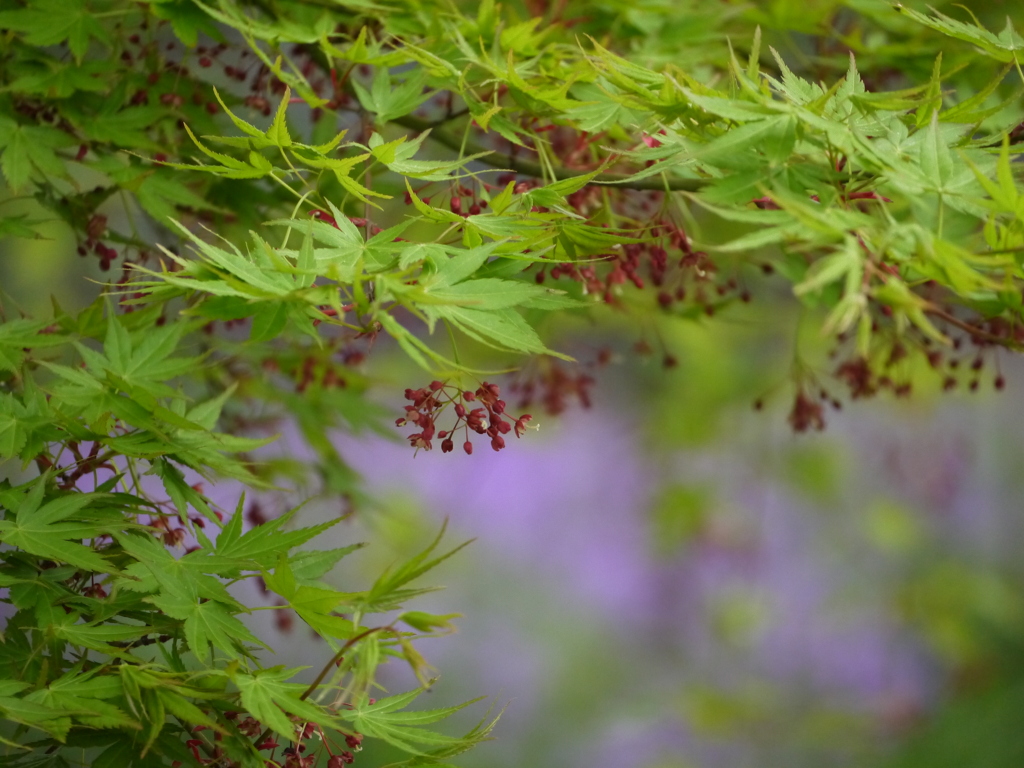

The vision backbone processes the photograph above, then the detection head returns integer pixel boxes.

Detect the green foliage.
[2,0,1024,765]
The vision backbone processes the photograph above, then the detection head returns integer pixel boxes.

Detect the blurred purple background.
[279,350,1024,768]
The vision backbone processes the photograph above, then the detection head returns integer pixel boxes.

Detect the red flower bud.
[344,733,363,749]
[310,209,339,227]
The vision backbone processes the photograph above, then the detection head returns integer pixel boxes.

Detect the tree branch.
[926,306,1022,348]
[392,114,708,192]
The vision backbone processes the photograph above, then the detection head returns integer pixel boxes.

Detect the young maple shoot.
[1,0,1024,766]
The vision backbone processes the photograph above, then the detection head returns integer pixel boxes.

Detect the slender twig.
[300,626,387,701]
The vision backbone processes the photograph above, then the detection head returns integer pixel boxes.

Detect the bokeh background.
[5,0,1024,765]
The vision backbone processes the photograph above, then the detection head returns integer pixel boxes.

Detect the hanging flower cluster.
[396,380,534,454]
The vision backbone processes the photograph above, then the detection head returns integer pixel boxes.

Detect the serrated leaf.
[150,593,262,661]
[266,87,293,147]
[0,0,107,63]
[234,668,331,740]
[0,393,31,459]
[1,129,31,191]
[425,278,557,309]
[0,480,113,572]
[342,690,483,755]
[289,545,364,582]
[919,113,954,189]
[426,304,562,358]
[894,4,1024,63]
[215,508,343,567]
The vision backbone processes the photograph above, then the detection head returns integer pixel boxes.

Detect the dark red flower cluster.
[396,380,533,454]
[834,356,877,400]
[178,711,364,768]
[74,213,124,272]
[310,208,384,236]
[402,180,494,218]
[534,216,744,314]
[510,360,593,416]
[788,389,826,433]
[823,299,1013,409]
[326,752,356,768]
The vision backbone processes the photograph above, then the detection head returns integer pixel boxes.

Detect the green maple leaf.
[0,393,31,459]
[340,689,484,755]
[7,59,110,98]
[25,664,140,730]
[264,557,355,645]
[0,680,72,741]
[83,106,165,148]
[288,545,364,581]
[0,0,109,62]
[151,0,223,47]
[150,457,217,522]
[162,124,277,179]
[427,304,557,356]
[353,68,432,124]
[40,313,214,439]
[51,614,152,655]
[84,313,203,399]
[351,523,471,613]
[0,477,113,573]
[895,4,1024,63]
[420,278,564,310]
[233,667,333,739]
[116,532,262,660]
[0,213,49,239]
[214,506,344,568]
[151,594,263,661]
[0,118,76,191]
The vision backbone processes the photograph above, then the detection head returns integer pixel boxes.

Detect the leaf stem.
[443,320,461,366]
[925,305,1021,346]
